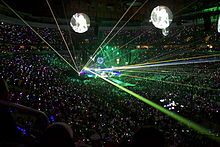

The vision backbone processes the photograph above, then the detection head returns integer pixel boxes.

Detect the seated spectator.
[90,133,102,147]
[0,79,17,145]
[40,122,75,147]
[132,126,165,147]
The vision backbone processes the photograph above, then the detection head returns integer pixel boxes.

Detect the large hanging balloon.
[150,6,173,29]
[162,28,169,36]
[70,13,90,33]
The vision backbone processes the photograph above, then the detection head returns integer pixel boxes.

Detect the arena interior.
[0,0,220,146]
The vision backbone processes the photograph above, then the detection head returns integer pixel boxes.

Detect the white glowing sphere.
[70,13,90,33]
[162,28,169,36]
[218,15,220,33]
[150,6,173,29]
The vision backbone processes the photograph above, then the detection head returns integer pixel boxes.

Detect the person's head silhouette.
[0,79,9,100]
[132,126,165,147]
[41,122,75,147]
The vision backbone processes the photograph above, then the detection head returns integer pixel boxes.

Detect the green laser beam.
[86,68,220,142]
[0,0,78,73]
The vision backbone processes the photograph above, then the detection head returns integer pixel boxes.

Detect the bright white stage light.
[150,6,173,29]
[162,28,169,36]
[70,13,90,33]
[218,15,220,33]
[90,56,95,61]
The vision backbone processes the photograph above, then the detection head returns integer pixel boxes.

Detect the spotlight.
[90,56,95,61]
[97,57,104,64]
[116,59,120,64]
[207,45,213,49]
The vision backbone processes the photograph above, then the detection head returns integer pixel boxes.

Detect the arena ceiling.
[0,0,220,25]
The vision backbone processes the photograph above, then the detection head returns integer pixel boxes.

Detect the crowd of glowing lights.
[1,0,220,143]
